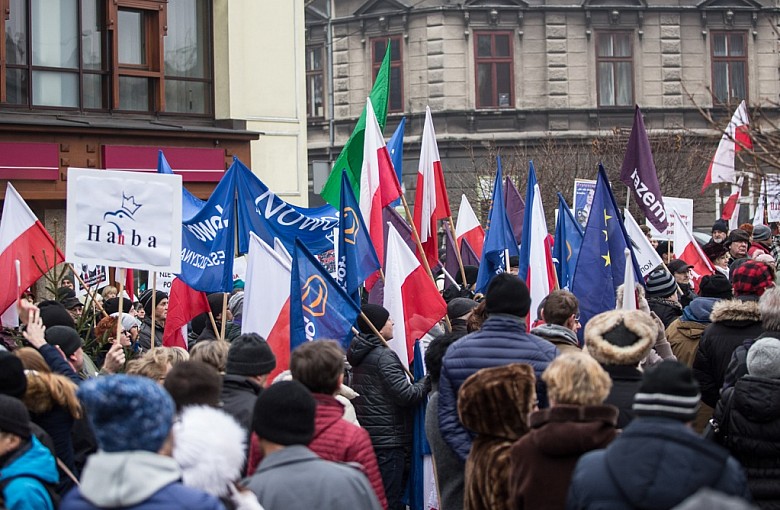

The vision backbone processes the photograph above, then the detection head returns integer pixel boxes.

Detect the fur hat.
[712,219,729,234]
[0,395,31,439]
[0,352,27,398]
[457,363,535,441]
[139,289,168,316]
[45,326,83,357]
[632,361,700,422]
[699,274,733,300]
[485,273,531,317]
[78,375,175,453]
[252,380,315,446]
[753,224,772,242]
[226,334,276,377]
[702,240,728,262]
[725,229,751,249]
[645,268,677,298]
[747,337,780,379]
[359,304,390,335]
[585,310,656,366]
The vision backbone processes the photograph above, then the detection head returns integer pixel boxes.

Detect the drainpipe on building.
[327,0,336,166]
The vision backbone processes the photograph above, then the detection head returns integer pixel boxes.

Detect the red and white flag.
[455,194,485,260]
[242,233,291,382]
[124,268,136,302]
[413,107,452,269]
[162,278,210,349]
[673,209,714,292]
[702,100,752,192]
[621,248,637,311]
[384,224,447,367]
[721,176,744,231]
[0,183,64,322]
[360,98,402,286]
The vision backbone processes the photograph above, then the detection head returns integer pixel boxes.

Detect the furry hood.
[458,363,535,440]
[709,298,761,324]
[172,405,246,498]
[584,310,656,366]
[615,283,651,314]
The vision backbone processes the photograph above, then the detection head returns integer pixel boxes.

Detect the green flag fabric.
[319,42,392,207]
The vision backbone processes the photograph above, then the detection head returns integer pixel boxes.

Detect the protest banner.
[646,196,693,241]
[573,179,596,228]
[73,264,108,296]
[148,271,175,292]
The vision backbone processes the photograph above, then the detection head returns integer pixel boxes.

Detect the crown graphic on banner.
[121,193,142,217]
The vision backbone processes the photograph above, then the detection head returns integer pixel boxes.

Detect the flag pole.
[150,272,157,352]
[446,218,468,289]
[353,318,414,379]
[115,268,125,347]
[220,292,228,342]
[67,263,109,319]
[439,266,461,289]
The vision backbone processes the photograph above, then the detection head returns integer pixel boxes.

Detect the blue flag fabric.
[404,340,431,510]
[290,239,362,351]
[387,117,406,207]
[235,158,339,256]
[338,170,381,303]
[553,193,584,291]
[475,157,520,294]
[158,151,204,220]
[571,164,643,331]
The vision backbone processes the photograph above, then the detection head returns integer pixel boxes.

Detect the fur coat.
[458,363,535,510]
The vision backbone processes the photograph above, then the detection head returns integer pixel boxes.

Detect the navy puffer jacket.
[438,314,558,462]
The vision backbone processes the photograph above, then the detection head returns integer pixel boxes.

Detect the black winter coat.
[647,297,683,329]
[723,331,780,390]
[221,375,262,434]
[693,298,763,407]
[346,334,429,449]
[601,364,643,429]
[715,376,780,509]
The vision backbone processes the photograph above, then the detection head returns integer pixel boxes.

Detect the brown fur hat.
[585,310,656,366]
[458,363,535,440]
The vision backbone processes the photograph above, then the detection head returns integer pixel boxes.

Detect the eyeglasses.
[573,313,581,323]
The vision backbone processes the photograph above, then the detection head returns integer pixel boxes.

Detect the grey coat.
[425,391,465,510]
[243,445,382,510]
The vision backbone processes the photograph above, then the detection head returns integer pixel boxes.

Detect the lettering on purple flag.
[504,176,525,245]
[620,106,668,232]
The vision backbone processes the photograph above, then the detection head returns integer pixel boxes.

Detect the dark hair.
[163,360,222,411]
[425,332,466,384]
[290,341,344,395]
[543,290,579,326]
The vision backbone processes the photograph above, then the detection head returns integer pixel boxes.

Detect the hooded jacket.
[647,297,683,329]
[60,451,224,510]
[693,298,763,407]
[666,297,718,367]
[510,405,618,510]
[0,436,58,510]
[530,323,580,354]
[346,334,429,449]
[567,417,750,510]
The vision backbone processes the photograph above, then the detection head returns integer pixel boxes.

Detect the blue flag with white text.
[553,192,584,291]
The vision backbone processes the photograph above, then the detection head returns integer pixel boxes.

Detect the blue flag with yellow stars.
[571,164,642,332]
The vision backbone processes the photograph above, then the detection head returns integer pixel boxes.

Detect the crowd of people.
[0,221,778,510]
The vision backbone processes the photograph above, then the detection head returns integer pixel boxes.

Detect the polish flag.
[124,268,136,302]
[162,278,210,349]
[413,107,452,269]
[384,224,447,367]
[673,209,713,292]
[0,183,64,322]
[721,176,744,231]
[702,100,752,192]
[243,233,291,382]
[360,98,402,286]
[621,248,637,311]
[455,194,485,260]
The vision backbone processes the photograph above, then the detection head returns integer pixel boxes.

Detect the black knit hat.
[226,333,276,376]
[45,326,83,357]
[485,273,531,317]
[0,352,27,398]
[632,361,700,422]
[103,297,132,316]
[0,395,31,439]
[252,380,315,446]
[38,301,76,329]
[139,289,168,316]
[455,266,479,287]
[712,219,728,234]
[699,274,733,299]
[645,268,677,298]
[359,304,390,335]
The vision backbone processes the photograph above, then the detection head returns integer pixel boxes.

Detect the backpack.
[0,473,60,509]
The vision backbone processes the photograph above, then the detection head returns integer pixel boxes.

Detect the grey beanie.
[747,337,780,379]
[753,224,771,242]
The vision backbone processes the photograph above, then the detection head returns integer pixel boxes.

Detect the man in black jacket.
[347,304,430,510]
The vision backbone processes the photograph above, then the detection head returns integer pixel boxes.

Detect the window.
[711,32,747,105]
[371,36,403,113]
[306,45,324,118]
[597,32,633,107]
[474,32,513,109]
[2,0,212,115]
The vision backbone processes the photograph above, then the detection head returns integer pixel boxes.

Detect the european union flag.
[290,239,362,351]
[338,170,381,303]
[475,157,520,294]
[387,117,406,207]
[553,192,584,291]
[571,164,642,330]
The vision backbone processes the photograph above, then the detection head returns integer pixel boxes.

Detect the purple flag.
[620,106,668,232]
[369,207,417,304]
[504,176,525,245]
[443,224,459,289]
[460,239,480,267]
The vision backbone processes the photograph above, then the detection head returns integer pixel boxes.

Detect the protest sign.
[573,179,596,228]
[646,197,693,241]
[73,264,108,296]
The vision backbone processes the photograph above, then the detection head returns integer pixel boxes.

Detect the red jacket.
[246,393,387,509]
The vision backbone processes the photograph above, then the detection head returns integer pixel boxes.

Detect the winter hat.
[702,240,728,262]
[585,310,656,366]
[448,298,478,319]
[207,293,227,317]
[712,219,729,234]
[725,229,751,249]
[252,380,315,446]
[103,297,133,316]
[38,301,76,329]
[632,361,700,422]
[698,274,733,300]
[667,259,693,274]
[485,273,531,317]
[0,352,27,398]
[655,241,671,258]
[753,224,772,242]
[746,337,780,379]
[45,326,83,357]
[455,265,479,288]
[78,374,175,452]
[645,268,677,298]
[226,333,276,376]
[731,260,775,297]
[139,289,168,316]
[228,292,244,318]
[233,279,245,291]
[359,304,390,335]
[0,395,31,439]
[119,314,140,333]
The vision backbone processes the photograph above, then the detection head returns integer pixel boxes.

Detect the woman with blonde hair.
[190,340,230,373]
[508,352,619,510]
[125,348,174,384]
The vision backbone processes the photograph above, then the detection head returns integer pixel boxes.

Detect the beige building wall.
[214,0,309,205]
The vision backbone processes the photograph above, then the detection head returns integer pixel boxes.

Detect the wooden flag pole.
[115,268,125,347]
[353,315,414,379]
[220,292,228,342]
[150,272,157,352]
[67,263,109,319]
[446,218,468,289]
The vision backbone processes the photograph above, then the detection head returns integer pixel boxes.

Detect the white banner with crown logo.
[66,168,182,273]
